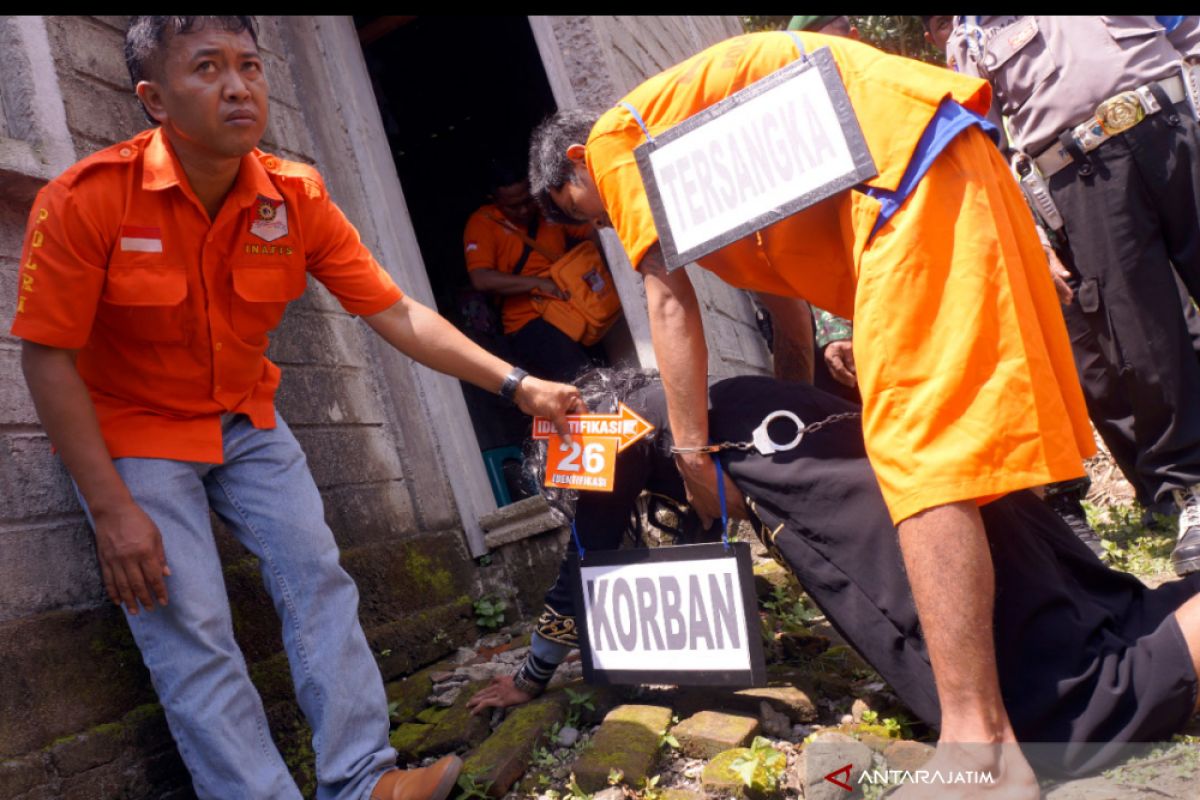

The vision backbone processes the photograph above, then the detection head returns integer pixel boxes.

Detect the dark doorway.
[357,16,563,505]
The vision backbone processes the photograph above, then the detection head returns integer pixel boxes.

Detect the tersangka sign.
[634,47,877,271]
[570,543,767,686]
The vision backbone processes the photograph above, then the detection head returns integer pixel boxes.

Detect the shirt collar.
[141,127,284,205]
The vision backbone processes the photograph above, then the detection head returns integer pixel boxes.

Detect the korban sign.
[634,47,877,271]
[570,543,767,686]
[534,404,654,492]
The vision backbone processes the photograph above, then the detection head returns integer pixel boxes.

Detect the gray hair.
[528,108,602,224]
[125,16,258,124]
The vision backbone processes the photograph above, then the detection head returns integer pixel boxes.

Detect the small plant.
[565,772,593,800]
[762,584,824,634]
[455,770,493,799]
[639,774,665,800]
[564,687,596,728]
[386,700,400,720]
[730,736,787,794]
[476,553,493,567]
[1084,500,1172,576]
[607,767,625,786]
[859,708,906,738]
[474,595,507,630]
[658,718,680,750]
[531,743,558,769]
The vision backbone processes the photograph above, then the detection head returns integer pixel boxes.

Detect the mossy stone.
[416,681,491,757]
[390,723,433,763]
[461,691,568,797]
[384,664,439,725]
[570,705,673,793]
[672,711,760,759]
[701,747,753,798]
[416,706,449,725]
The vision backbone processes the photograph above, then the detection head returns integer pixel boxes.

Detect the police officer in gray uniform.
[948,16,1200,575]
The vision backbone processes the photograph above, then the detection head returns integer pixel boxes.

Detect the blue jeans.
[75,412,396,800]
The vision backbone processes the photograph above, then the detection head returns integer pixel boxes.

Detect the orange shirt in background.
[11,126,404,464]
[463,205,590,334]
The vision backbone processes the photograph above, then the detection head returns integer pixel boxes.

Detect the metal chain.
[670,411,861,454]
[798,411,861,436]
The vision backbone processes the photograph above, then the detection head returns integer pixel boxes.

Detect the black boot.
[1045,487,1105,559]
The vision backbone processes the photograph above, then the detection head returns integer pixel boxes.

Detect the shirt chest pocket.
[230,262,308,342]
[980,17,1058,116]
[99,261,189,344]
[1100,16,1165,44]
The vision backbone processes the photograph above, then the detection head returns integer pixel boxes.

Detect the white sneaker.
[1171,484,1200,576]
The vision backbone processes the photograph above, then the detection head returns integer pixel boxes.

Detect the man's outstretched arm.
[363,294,584,429]
[639,246,729,523]
[21,341,169,615]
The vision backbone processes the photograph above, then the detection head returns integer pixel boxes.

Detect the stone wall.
[0,15,567,799]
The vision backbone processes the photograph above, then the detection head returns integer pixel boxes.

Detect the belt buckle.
[1095,91,1145,135]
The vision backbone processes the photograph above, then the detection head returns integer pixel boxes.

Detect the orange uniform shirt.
[586,30,1094,522]
[11,127,404,464]
[463,205,590,335]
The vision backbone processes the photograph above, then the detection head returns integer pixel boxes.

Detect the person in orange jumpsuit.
[529,30,1104,798]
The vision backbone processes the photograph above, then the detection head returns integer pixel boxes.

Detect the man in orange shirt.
[11,16,582,800]
[464,162,595,382]
[530,30,1112,797]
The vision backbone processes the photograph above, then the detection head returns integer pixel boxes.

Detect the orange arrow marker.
[532,402,655,452]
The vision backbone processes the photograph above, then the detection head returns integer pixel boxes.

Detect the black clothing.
[508,317,593,384]
[544,376,1200,777]
[1052,110,1200,504]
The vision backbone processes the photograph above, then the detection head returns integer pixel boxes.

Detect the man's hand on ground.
[514,377,586,443]
[674,452,748,526]
[466,675,534,716]
[91,501,170,615]
[824,339,857,387]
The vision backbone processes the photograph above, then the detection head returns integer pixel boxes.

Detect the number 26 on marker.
[544,435,618,491]
[558,441,606,473]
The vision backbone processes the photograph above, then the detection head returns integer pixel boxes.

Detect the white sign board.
[571,542,767,686]
[634,47,877,271]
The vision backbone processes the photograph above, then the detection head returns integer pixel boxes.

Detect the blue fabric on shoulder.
[1156,16,1184,33]
[863,99,998,240]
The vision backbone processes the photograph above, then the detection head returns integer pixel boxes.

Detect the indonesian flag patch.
[119,225,163,253]
[250,196,288,242]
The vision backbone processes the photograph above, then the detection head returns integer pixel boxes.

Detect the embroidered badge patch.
[250,196,288,242]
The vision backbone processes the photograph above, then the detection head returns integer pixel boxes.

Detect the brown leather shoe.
[369,755,462,800]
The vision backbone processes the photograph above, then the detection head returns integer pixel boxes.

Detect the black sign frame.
[633,47,878,272]
[569,541,768,687]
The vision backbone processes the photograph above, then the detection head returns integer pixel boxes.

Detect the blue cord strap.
[619,101,656,144]
[711,455,732,550]
[571,519,585,562]
[785,30,809,63]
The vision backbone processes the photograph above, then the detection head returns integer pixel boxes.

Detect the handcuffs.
[670,410,860,456]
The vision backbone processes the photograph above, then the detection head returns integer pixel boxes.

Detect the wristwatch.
[498,367,529,403]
